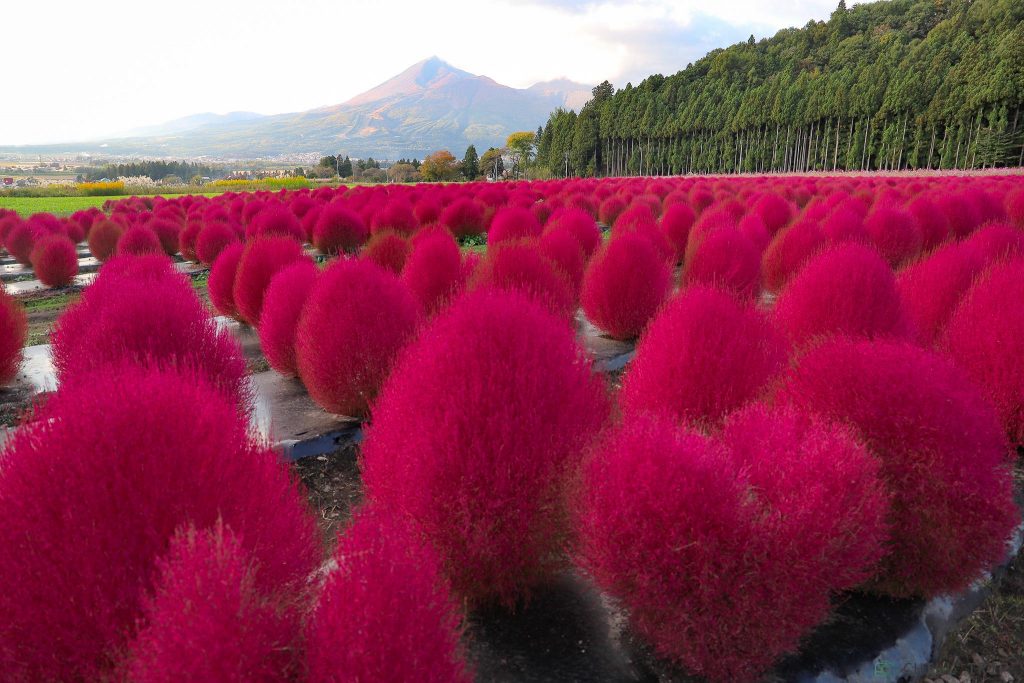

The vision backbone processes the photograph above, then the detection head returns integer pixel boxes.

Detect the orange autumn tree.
[420,151,461,182]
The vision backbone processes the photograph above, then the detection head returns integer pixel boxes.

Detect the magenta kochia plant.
[0,287,26,385]
[314,201,368,254]
[777,338,1019,598]
[544,207,602,260]
[295,258,420,417]
[773,244,911,348]
[469,240,576,320]
[125,523,302,683]
[0,365,320,682]
[581,231,671,340]
[195,221,241,265]
[208,241,246,320]
[488,206,543,245]
[248,202,305,241]
[258,260,320,377]
[117,225,165,257]
[305,507,472,683]
[761,219,826,292]
[51,259,250,408]
[682,226,762,300]
[401,228,464,318]
[942,258,1024,448]
[620,286,788,429]
[87,218,125,262]
[362,230,411,274]
[360,289,608,607]
[575,407,887,682]
[232,235,307,326]
[30,233,79,287]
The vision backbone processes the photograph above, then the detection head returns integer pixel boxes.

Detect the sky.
[2,0,844,145]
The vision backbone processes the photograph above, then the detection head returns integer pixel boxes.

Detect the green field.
[0,193,224,217]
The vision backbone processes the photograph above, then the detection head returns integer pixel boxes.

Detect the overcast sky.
[2,0,844,145]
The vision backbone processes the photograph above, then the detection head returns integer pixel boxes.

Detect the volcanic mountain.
[4,58,591,160]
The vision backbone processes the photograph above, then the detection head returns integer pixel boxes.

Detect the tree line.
[81,161,224,183]
[535,0,1024,177]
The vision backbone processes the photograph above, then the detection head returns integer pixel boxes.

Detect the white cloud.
[0,0,842,145]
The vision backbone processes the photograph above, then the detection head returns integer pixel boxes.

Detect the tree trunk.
[926,125,936,169]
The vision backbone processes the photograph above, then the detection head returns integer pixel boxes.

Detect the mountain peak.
[344,56,475,107]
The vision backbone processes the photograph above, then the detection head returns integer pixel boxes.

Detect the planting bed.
[0,176,1022,681]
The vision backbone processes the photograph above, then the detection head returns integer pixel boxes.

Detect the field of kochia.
[0,173,1021,681]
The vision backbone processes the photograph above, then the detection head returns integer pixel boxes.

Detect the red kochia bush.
[233,236,306,325]
[440,198,485,238]
[195,221,240,265]
[208,242,246,320]
[576,410,887,682]
[581,232,671,340]
[306,508,472,683]
[773,244,910,348]
[258,260,319,377]
[864,205,922,267]
[469,240,576,319]
[295,259,419,417]
[362,231,411,274]
[249,203,305,242]
[361,290,608,606]
[487,206,543,245]
[777,339,1018,598]
[52,274,251,407]
[538,228,586,294]
[544,207,601,260]
[682,226,761,300]
[0,366,320,682]
[148,218,182,256]
[1007,187,1024,227]
[4,220,35,265]
[30,234,79,287]
[620,286,788,428]
[117,225,164,256]
[762,220,826,292]
[371,200,418,236]
[943,258,1024,447]
[0,288,26,384]
[314,202,368,254]
[178,220,202,262]
[660,202,695,262]
[402,229,464,317]
[896,241,987,346]
[125,523,299,683]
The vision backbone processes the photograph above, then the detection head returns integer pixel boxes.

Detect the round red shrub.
[306,508,471,683]
[258,260,319,377]
[0,288,26,384]
[907,196,950,251]
[576,410,887,682]
[581,232,671,340]
[5,220,36,265]
[178,221,202,262]
[233,236,306,326]
[544,207,601,259]
[487,206,542,246]
[314,202,368,254]
[752,193,793,234]
[1006,187,1024,227]
[777,338,1019,598]
[117,225,164,257]
[402,229,463,317]
[52,275,251,407]
[361,289,608,606]
[621,286,788,428]
[864,205,922,267]
[942,258,1024,448]
[195,221,241,265]
[682,226,761,300]
[440,198,485,238]
[295,259,419,417]
[30,234,78,287]
[469,240,576,319]
[125,523,299,683]
[538,228,586,294]
[660,202,695,262]
[774,244,910,348]
[362,230,411,274]
[249,203,305,241]
[598,195,628,225]
[208,242,245,320]
[371,200,417,236]
[0,366,320,682]
[149,218,182,256]
[762,220,826,292]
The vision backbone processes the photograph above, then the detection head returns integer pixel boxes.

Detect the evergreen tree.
[462,145,480,180]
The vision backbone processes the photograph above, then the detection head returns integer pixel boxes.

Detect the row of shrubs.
[0,174,1022,681]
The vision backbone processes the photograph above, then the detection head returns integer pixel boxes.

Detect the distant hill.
[536,0,1024,176]
[1,58,592,160]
